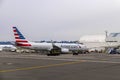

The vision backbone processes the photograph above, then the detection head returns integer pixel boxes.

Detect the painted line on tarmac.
[84,60,120,64]
[0,60,86,73]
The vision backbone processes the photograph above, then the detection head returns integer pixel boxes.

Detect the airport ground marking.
[0,60,86,73]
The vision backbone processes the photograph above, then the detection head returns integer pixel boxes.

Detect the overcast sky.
[0,0,120,41]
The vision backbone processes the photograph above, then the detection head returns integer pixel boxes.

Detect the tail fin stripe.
[14,36,19,38]
[16,43,31,46]
[13,27,26,39]
[13,29,17,32]
[13,27,31,47]
[15,37,19,39]
[19,36,25,39]
[14,34,19,36]
[16,40,28,42]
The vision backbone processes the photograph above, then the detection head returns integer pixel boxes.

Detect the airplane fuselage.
[22,42,87,52]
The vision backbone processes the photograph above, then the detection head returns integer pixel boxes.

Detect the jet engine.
[61,48,69,53]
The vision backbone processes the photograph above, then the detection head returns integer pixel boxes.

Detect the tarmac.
[0,52,120,80]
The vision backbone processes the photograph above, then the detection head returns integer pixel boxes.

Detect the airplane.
[12,27,88,55]
[0,45,16,52]
[0,41,16,51]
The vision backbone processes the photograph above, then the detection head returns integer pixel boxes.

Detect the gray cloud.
[0,0,3,6]
[1,0,120,41]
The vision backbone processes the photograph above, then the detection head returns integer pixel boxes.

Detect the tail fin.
[12,27,31,46]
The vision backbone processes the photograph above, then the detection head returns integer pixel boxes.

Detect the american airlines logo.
[61,45,80,48]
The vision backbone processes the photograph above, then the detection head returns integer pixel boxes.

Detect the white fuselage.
[54,43,87,51]
[26,42,53,51]
[24,42,87,52]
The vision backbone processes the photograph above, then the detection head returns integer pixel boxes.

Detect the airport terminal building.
[79,34,106,48]
[79,33,120,52]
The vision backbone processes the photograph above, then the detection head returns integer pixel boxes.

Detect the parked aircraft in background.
[0,42,17,51]
[12,27,88,55]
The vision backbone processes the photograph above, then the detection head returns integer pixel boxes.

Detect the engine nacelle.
[61,48,69,53]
